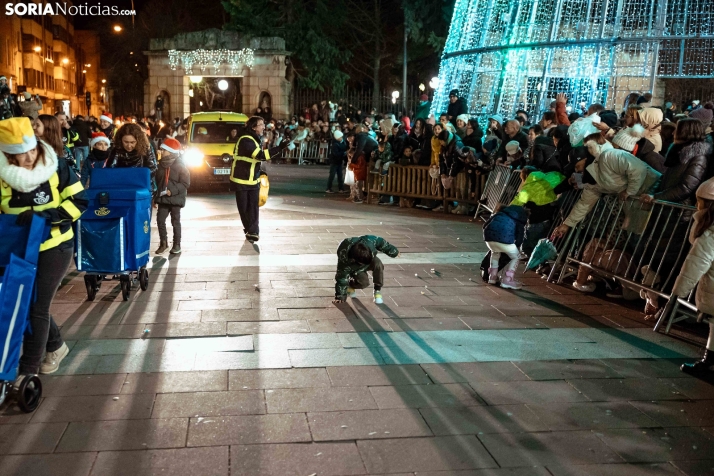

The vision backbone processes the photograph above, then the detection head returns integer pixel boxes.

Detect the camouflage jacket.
[335,235,399,298]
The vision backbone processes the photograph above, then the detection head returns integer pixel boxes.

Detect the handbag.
[258,173,270,207]
[441,175,454,190]
[344,168,355,186]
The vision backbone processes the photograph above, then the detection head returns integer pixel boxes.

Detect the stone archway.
[257,91,272,118]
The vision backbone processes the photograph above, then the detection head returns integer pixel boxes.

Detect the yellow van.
[182,111,249,185]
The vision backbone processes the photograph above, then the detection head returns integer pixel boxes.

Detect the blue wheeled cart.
[75,168,153,301]
[0,215,48,413]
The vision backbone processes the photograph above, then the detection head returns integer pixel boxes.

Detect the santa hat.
[100,112,113,123]
[160,137,182,155]
[90,132,111,148]
[612,124,645,152]
[0,117,38,154]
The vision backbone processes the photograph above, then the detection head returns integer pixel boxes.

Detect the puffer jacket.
[563,148,661,228]
[439,134,466,177]
[334,235,399,298]
[634,137,665,173]
[672,211,714,315]
[530,136,559,172]
[654,140,712,206]
[483,205,528,246]
[155,158,190,208]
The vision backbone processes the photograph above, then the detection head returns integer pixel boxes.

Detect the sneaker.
[487,267,499,285]
[40,342,69,375]
[500,271,523,290]
[325,189,335,194]
[605,288,624,299]
[169,243,182,254]
[246,233,260,243]
[338,189,349,194]
[373,290,383,304]
[155,241,168,254]
[378,201,392,206]
[347,287,356,298]
[432,205,443,212]
[572,281,597,293]
[353,199,363,204]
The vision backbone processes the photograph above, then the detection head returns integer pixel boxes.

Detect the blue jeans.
[327,163,344,191]
[74,146,89,168]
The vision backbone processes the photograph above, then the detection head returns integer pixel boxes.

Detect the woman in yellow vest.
[230,116,288,243]
[0,117,87,377]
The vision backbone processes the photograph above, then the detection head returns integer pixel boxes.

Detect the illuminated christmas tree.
[432,0,713,121]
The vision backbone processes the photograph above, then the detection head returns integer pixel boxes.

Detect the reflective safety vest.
[230,135,272,186]
[1,170,86,251]
[63,128,80,149]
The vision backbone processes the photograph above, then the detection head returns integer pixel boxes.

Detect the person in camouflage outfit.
[333,235,400,304]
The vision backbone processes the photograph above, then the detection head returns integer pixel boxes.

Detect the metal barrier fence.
[551,193,698,333]
[282,141,330,164]
[473,165,523,220]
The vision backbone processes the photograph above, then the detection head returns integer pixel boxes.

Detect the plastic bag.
[525,238,558,270]
[568,114,601,147]
[259,173,270,207]
[344,168,355,186]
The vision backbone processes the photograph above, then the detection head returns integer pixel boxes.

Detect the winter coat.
[430,135,441,167]
[353,132,379,162]
[672,211,714,315]
[634,138,665,173]
[329,138,349,166]
[530,136,560,172]
[155,158,190,208]
[638,108,663,153]
[108,147,158,191]
[563,148,661,228]
[388,131,408,159]
[19,97,42,120]
[447,98,467,126]
[415,101,431,122]
[555,102,570,126]
[439,134,466,176]
[334,235,399,298]
[79,150,110,188]
[72,118,92,148]
[496,130,529,162]
[101,123,116,142]
[483,205,528,246]
[349,154,367,181]
[654,140,712,206]
[462,130,483,152]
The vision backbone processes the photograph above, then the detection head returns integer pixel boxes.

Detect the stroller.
[0,215,48,413]
[75,168,153,301]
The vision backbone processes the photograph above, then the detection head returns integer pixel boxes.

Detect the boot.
[681,350,714,377]
[155,240,168,254]
[170,242,182,254]
[487,267,499,285]
[500,270,522,290]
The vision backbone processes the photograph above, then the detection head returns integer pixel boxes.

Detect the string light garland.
[168,48,255,75]
[433,0,714,123]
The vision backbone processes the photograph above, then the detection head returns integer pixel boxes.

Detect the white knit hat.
[456,114,470,124]
[697,176,714,200]
[333,130,343,140]
[505,140,520,155]
[611,124,645,152]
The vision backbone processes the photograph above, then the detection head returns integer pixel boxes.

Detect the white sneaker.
[572,282,596,293]
[347,287,356,298]
[40,342,69,375]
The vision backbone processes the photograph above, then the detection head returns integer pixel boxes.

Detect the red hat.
[420,94,428,101]
[160,137,182,155]
[90,131,110,148]
[100,112,113,123]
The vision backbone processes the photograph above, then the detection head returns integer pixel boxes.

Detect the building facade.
[145,29,291,120]
[0,4,107,118]
[432,0,714,121]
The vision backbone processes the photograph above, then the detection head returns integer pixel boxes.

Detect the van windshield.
[190,121,245,144]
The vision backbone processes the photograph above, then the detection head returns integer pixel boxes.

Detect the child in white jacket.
[672,177,714,377]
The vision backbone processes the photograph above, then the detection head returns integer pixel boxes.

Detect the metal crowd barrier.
[551,193,699,333]
[473,165,523,220]
[282,141,329,164]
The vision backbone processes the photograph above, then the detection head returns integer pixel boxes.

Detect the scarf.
[638,108,663,153]
[0,141,58,193]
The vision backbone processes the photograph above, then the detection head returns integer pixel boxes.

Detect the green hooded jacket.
[335,235,399,298]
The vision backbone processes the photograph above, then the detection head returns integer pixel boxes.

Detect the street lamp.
[62,58,69,65]
[391,90,399,104]
[33,46,41,52]
[189,76,202,83]
[218,80,228,91]
[428,77,440,89]
[419,83,426,92]
[82,69,87,74]
[113,25,122,32]
[101,79,106,84]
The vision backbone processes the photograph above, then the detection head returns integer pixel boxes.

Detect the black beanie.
[599,110,618,129]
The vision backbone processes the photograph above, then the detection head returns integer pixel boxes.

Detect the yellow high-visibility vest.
[230,135,272,186]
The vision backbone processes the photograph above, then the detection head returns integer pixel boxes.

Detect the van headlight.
[183,148,204,167]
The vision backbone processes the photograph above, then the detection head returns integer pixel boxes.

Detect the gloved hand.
[15,210,36,226]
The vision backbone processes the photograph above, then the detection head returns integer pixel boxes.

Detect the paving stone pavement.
[1,165,713,476]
